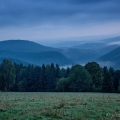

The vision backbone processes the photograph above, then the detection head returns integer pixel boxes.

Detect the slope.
[59,48,99,63]
[97,47,120,69]
[0,40,74,66]
[72,42,119,55]
[0,40,56,53]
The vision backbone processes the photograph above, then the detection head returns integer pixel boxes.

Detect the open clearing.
[0,92,120,120]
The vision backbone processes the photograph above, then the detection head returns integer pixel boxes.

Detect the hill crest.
[0,40,56,53]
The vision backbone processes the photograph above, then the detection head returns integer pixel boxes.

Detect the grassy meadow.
[0,92,120,120]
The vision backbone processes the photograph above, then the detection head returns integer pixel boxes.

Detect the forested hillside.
[0,50,74,66]
[0,59,120,93]
[0,40,56,52]
[59,48,99,63]
[0,39,120,68]
[0,40,74,66]
[98,46,120,69]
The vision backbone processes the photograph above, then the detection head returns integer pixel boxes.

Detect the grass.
[0,92,120,120]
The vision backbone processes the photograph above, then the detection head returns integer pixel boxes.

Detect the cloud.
[0,0,120,41]
[0,0,120,27]
[0,21,120,41]
[108,42,120,45]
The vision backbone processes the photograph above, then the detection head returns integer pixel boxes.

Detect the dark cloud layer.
[0,0,120,27]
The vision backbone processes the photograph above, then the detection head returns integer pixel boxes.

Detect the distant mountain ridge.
[0,36,120,68]
[57,36,120,69]
[98,46,120,61]
[97,46,120,69]
[0,40,57,53]
[0,40,74,66]
[58,47,99,63]
[71,42,119,55]
[102,36,120,43]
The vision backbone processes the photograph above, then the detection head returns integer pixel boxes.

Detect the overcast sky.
[0,0,120,43]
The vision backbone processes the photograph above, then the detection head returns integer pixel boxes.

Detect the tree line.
[0,59,120,92]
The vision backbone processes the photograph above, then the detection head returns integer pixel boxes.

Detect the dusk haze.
[0,1,120,120]
[0,0,120,43]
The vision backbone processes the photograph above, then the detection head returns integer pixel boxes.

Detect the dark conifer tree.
[114,70,120,92]
[102,66,114,92]
[108,67,115,92]
[55,64,60,78]
[85,62,103,92]
[0,59,16,91]
[41,64,46,91]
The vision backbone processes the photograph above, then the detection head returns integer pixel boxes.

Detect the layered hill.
[1,36,120,67]
[63,36,120,67]
[59,48,99,63]
[72,42,119,55]
[0,40,56,53]
[0,40,74,66]
[97,47,120,69]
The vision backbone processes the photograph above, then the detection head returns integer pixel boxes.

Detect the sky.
[0,0,120,44]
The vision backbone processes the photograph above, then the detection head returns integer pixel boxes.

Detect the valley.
[0,36,120,69]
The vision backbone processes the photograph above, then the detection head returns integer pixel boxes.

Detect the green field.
[0,92,120,120]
